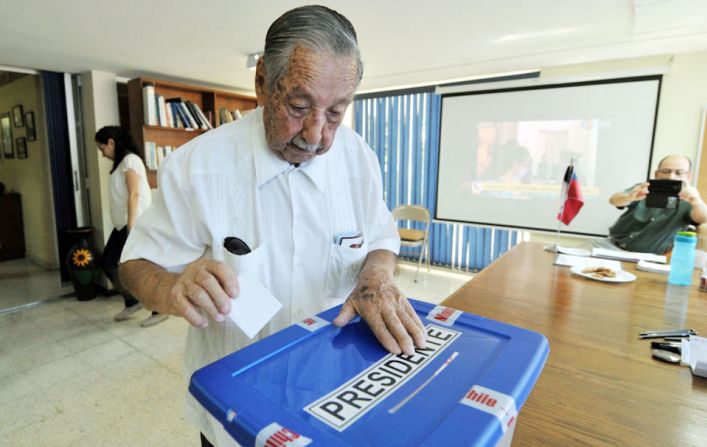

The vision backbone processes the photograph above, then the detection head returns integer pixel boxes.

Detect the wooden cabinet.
[127,77,257,187]
[0,193,25,261]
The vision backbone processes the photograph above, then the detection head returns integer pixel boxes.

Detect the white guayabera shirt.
[121,107,399,446]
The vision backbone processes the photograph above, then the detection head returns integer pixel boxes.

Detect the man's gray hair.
[263,5,363,93]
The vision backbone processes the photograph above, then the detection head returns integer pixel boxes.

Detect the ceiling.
[2,0,707,93]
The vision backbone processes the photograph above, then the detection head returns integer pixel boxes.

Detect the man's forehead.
[659,156,690,168]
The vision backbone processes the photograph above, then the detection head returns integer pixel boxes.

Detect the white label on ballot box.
[255,422,311,447]
[296,315,329,332]
[426,305,462,326]
[305,325,460,431]
[460,385,518,433]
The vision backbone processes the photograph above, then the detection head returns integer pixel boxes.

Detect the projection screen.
[435,76,662,236]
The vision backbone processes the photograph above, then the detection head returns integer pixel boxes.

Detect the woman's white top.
[109,153,151,229]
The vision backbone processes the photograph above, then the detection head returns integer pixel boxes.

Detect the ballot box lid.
[189,299,548,447]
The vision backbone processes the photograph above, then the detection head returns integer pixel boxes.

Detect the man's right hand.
[609,182,649,207]
[626,182,650,201]
[119,258,238,329]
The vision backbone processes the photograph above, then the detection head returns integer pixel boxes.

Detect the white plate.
[570,265,637,283]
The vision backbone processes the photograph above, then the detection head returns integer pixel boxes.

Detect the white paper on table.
[554,254,622,271]
[681,335,707,378]
[591,247,667,264]
[228,272,282,339]
[556,246,591,257]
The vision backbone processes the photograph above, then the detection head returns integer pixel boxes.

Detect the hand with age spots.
[332,250,427,355]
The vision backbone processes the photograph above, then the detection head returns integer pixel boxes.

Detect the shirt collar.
[251,106,329,193]
[252,107,290,187]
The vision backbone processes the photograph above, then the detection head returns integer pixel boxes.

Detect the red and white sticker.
[460,385,517,433]
[426,305,462,326]
[255,423,311,447]
[296,315,329,332]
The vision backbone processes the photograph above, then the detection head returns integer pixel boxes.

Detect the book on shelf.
[165,98,197,130]
[187,100,213,129]
[157,95,168,127]
[185,100,207,130]
[217,108,248,126]
[144,141,175,171]
[142,85,157,126]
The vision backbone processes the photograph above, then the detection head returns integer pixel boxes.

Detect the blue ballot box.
[190,299,549,447]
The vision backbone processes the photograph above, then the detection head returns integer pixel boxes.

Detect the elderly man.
[608,154,707,254]
[119,5,425,446]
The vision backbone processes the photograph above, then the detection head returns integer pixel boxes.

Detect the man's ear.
[254,58,267,107]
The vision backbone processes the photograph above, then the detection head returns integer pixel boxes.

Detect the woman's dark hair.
[94,126,142,173]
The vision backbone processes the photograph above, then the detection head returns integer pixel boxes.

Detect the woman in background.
[96,126,167,327]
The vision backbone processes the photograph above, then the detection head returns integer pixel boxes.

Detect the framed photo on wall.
[1,113,14,158]
[16,137,27,159]
[25,111,36,141]
[12,105,24,128]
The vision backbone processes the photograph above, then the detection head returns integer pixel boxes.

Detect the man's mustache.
[291,135,322,153]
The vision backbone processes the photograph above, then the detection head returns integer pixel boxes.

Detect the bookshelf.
[127,77,256,187]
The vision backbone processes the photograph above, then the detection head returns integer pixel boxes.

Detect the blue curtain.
[354,91,519,271]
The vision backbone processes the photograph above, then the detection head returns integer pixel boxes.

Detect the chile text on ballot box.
[189,299,549,446]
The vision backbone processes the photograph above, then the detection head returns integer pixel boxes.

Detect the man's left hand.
[680,183,704,206]
[333,254,426,356]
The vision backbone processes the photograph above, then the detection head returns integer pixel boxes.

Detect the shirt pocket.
[221,243,269,349]
[325,241,368,299]
[222,243,267,277]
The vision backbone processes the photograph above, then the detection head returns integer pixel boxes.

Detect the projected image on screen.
[470,120,600,199]
[436,77,661,236]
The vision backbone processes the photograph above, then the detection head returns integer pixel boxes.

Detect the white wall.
[80,71,119,248]
[653,51,707,167]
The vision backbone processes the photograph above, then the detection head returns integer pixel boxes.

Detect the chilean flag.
[557,165,584,225]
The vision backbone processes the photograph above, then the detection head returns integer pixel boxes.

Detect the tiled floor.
[0,262,472,446]
[0,258,72,309]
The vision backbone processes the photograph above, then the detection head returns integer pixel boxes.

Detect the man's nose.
[301,111,325,146]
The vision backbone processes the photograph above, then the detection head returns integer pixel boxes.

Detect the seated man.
[608,155,707,254]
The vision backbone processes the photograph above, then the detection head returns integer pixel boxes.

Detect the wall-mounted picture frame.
[1,113,14,158]
[12,104,24,128]
[16,137,27,159]
[25,111,36,141]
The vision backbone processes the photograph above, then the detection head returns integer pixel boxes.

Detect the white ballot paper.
[228,271,282,339]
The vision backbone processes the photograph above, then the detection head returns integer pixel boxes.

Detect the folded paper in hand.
[228,272,282,339]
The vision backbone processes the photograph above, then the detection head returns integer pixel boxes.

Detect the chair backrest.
[392,205,430,225]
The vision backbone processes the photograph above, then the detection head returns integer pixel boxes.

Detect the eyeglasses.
[656,168,690,176]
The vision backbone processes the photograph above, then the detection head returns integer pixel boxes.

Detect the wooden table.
[441,242,707,446]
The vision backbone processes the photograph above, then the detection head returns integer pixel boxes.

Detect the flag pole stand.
[543,217,564,253]
[544,158,575,254]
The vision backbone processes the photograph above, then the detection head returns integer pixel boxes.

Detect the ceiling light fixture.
[246,52,262,70]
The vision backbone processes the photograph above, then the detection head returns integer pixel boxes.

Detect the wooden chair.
[392,205,431,282]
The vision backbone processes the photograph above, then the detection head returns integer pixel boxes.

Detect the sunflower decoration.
[71,248,93,268]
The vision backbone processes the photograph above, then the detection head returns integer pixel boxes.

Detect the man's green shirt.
[609,194,692,254]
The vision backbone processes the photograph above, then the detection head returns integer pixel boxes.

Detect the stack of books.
[217,108,243,126]
[142,85,213,130]
[143,141,174,170]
